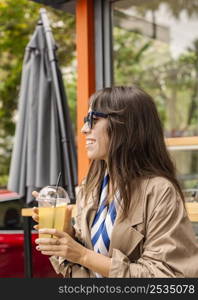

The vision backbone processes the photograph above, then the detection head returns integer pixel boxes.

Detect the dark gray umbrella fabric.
[8,10,77,204]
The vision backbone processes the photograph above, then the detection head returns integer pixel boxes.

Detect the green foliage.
[0,175,8,188]
[113,26,198,136]
[0,0,76,186]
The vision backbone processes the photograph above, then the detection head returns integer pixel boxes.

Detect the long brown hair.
[83,86,184,218]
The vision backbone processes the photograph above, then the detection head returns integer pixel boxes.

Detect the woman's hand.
[36,228,112,277]
[35,228,87,265]
[32,191,39,230]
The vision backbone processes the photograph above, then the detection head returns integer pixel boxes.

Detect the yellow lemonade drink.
[37,185,70,238]
[39,204,67,238]
[54,204,67,232]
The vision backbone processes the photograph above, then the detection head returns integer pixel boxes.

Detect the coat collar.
[81,178,149,256]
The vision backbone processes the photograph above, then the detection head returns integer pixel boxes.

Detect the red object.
[0,190,60,278]
[0,189,20,201]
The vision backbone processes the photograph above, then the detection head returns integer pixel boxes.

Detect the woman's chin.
[87,152,103,160]
[87,152,95,160]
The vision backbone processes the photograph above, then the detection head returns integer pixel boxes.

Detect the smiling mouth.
[86,140,96,145]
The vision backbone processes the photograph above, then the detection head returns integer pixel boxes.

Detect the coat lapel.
[80,178,149,257]
[80,189,98,250]
[108,217,144,257]
[109,178,149,257]
[108,203,144,257]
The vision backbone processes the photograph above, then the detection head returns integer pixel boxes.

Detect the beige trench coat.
[50,176,198,277]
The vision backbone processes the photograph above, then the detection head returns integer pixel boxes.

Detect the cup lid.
[36,186,70,203]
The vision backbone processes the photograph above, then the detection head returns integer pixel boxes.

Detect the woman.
[33,85,198,277]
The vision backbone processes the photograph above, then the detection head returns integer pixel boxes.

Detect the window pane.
[169,149,198,190]
[112,0,198,137]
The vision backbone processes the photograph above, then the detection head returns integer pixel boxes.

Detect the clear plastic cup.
[36,186,70,238]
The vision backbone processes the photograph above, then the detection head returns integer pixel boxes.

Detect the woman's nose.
[81,122,91,134]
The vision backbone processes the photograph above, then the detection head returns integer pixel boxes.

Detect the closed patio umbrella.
[8,8,77,277]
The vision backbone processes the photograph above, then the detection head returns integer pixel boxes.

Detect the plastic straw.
[56,172,62,192]
[51,172,62,236]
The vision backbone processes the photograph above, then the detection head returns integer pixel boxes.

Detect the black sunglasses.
[83,111,109,129]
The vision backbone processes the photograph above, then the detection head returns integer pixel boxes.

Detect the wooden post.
[76,0,96,183]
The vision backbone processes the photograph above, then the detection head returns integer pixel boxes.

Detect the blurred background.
[0,0,198,277]
[1,0,198,191]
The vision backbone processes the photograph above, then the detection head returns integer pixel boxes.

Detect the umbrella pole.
[23,196,33,278]
[23,215,33,278]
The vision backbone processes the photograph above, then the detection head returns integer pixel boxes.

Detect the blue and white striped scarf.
[91,173,118,277]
